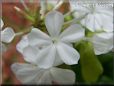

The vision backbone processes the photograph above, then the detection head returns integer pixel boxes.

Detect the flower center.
[51,37,59,44]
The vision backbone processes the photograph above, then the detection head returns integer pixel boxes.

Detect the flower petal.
[1,19,4,29]
[91,32,113,55]
[81,14,103,32]
[56,42,80,65]
[45,11,64,37]
[97,6,113,17]
[60,24,85,43]
[38,70,52,84]
[69,0,89,18]
[11,63,75,84]
[100,14,113,32]
[11,63,45,84]
[53,52,63,66]
[16,35,29,54]
[23,46,39,64]
[50,67,75,84]
[38,67,76,84]
[1,27,15,43]
[35,44,56,68]
[95,32,113,39]
[27,28,51,46]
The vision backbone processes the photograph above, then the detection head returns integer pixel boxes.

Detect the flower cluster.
[1,0,113,85]
[12,10,83,84]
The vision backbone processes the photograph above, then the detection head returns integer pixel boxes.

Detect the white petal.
[60,24,85,43]
[50,67,75,84]
[103,21,113,32]
[56,42,80,65]
[11,63,76,84]
[69,0,89,18]
[38,67,76,84]
[100,14,113,32]
[35,44,56,68]
[11,63,45,84]
[23,46,39,64]
[81,14,103,32]
[91,32,113,55]
[16,35,29,54]
[1,19,4,29]
[45,11,64,37]
[27,28,51,46]
[97,6,113,17]
[53,52,63,66]
[95,32,113,39]
[1,27,15,43]
[38,70,52,84]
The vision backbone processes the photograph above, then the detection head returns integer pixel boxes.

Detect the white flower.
[0,19,15,52]
[1,19,15,43]
[90,32,113,55]
[69,1,113,55]
[17,11,85,68]
[69,1,113,32]
[11,63,75,84]
[1,27,15,43]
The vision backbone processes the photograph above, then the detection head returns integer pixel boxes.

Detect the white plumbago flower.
[1,19,15,43]
[69,1,113,32]
[69,1,113,55]
[1,27,15,43]
[0,19,15,52]
[90,32,113,55]
[11,63,75,84]
[17,11,85,68]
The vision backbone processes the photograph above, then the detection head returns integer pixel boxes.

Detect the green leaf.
[77,41,103,83]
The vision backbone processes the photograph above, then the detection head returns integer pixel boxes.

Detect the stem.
[14,6,35,22]
[40,0,46,19]
[83,37,92,42]
[64,13,88,25]
[15,32,24,36]
[63,18,76,25]
[53,0,64,10]
[15,27,32,36]
[64,9,76,17]
[20,0,29,11]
